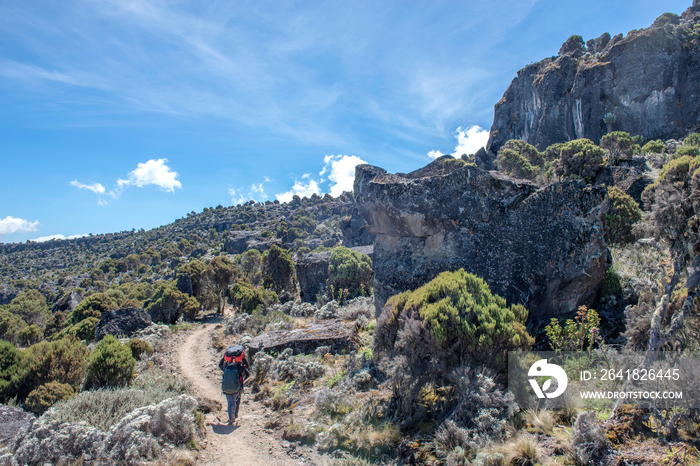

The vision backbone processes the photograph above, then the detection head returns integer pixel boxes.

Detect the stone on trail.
[248,320,359,358]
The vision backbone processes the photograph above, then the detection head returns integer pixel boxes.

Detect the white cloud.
[251,183,266,197]
[69,180,106,194]
[276,179,321,203]
[0,216,39,235]
[427,149,444,160]
[321,155,367,197]
[117,158,182,193]
[31,233,88,242]
[263,176,272,182]
[228,187,247,205]
[301,173,311,179]
[453,125,489,156]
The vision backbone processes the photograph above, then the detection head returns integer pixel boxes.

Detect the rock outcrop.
[354,158,610,319]
[248,320,359,358]
[295,246,374,303]
[487,4,700,153]
[50,291,83,314]
[94,308,152,341]
[340,206,376,247]
[223,231,280,254]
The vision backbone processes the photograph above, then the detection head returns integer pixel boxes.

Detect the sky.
[0,0,692,243]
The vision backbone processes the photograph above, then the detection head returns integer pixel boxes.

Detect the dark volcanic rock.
[50,291,83,314]
[248,320,359,358]
[340,206,376,247]
[223,231,281,254]
[487,6,700,153]
[295,246,374,303]
[95,308,152,341]
[354,159,610,319]
[176,273,193,297]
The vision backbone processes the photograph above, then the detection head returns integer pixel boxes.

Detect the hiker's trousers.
[225,392,241,421]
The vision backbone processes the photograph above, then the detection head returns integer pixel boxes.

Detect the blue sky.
[0,0,691,243]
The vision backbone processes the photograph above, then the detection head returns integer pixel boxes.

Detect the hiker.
[219,345,250,425]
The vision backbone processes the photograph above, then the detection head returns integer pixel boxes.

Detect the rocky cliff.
[354,157,610,320]
[487,3,700,154]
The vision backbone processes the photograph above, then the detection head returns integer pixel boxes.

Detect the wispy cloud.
[0,216,39,235]
[427,150,444,160]
[229,178,271,205]
[69,180,106,194]
[31,233,88,242]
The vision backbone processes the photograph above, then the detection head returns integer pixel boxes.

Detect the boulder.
[223,231,280,254]
[176,273,193,297]
[94,308,152,341]
[248,320,359,358]
[354,159,610,320]
[0,285,17,306]
[50,291,83,314]
[487,5,700,153]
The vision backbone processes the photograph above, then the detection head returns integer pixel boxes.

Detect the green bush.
[685,133,700,147]
[7,290,50,332]
[600,267,622,297]
[263,245,297,298]
[240,249,263,285]
[127,338,153,360]
[555,138,606,182]
[26,381,75,415]
[641,139,665,154]
[603,186,642,244]
[17,324,43,346]
[545,306,602,352]
[0,340,28,402]
[21,338,89,397]
[374,270,533,420]
[230,279,278,313]
[84,335,136,389]
[328,246,373,302]
[146,283,200,324]
[71,293,116,324]
[0,309,28,346]
[674,145,700,159]
[601,131,633,165]
[495,140,545,181]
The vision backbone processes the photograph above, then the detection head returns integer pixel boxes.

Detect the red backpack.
[224,345,245,364]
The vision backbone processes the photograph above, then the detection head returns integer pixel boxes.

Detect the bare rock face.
[224,230,280,254]
[249,320,359,358]
[50,291,83,314]
[487,5,700,153]
[94,308,152,341]
[354,158,610,320]
[340,206,376,247]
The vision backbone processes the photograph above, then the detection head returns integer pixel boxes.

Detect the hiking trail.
[174,317,325,466]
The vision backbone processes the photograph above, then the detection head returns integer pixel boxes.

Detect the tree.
[639,155,700,361]
[7,290,50,332]
[146,283,200,324]
[179,259,206,297]
[263,245,297,301]
[600,131,633,165]
[328,246,373,302]
[230,279,278,313]
[201,256,238,314]
[240,249,263,286]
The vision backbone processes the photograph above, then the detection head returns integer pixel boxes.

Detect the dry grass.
[523,409,555,435]
[505,435,539,466]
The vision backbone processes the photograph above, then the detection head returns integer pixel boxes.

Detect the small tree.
[600,131,633,165]
[84,335,135,389]
[263,245,298,301]
[328,246,373,302]
[230,279,278,313]
[240,249,263,286]
[602,186,642,244]
[201,256,238,314]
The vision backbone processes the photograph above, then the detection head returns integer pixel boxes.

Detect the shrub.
[495,140,544,181]
[84,335,136,389]
[263,245,298,299]
[0,340,28,401]
[23,338,89,395]
[641,139,665,154]
[71,293,116,324]
[570,411,610,465]
[601,131,633,165]
[146,283,200,324]
[7,290,50,332]
[25,381,75,415]
[127,338,153,360]
[545,306,602,352]
[374,270,532,421]
[239,249,263,285]
[685,132,700,147]
[230,278,278,313]
[0,309,27,346]
[555,138,606,182]
[674,145,700,159]
[328,246,373,302]
[17,324,43,346]
[602,186,641,244]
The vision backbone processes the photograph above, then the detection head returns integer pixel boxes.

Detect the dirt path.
[176,320,321,466]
